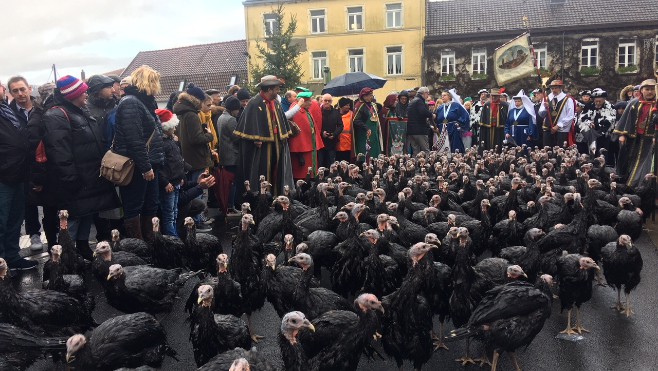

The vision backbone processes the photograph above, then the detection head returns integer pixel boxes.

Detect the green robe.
[352,101,383,159]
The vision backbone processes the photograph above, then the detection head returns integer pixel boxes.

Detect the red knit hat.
[56,75,88,101]
[155,109,179,131]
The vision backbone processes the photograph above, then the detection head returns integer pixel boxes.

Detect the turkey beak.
[250,219,255,225]
[374,302,385,314]
[197,296,204,305]
[522,272,528,278]
[304,320,315,333]
[66,353,74,363]
[594,264,600,270]
[106,274,112,281]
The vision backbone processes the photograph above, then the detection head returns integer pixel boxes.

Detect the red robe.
[289,101,324,179]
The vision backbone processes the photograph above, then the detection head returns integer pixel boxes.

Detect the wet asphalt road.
[18,224,658,371]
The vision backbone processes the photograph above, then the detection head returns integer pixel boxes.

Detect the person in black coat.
[112,66,164,241]
[0,79,38,270]
[319,94,343,168]
[155,109,186,237]
[42,75,119,259]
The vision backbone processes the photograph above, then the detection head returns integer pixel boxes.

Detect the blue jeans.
[120,168,160,219]
[188,169,206,223]
[68,215,94,240]
[159,184,180,236]
[0,182,25,263]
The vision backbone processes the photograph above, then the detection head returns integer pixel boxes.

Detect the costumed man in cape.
[612,78,657,188]
[479,88,508,150]
[505,90,537,148]
[470,89,489,143]
[590,88,617,164]
[233,75,294,196]
[289,91,324,179]
[434,89,470,153]
[538,79,575,148]
[352,88,383,160]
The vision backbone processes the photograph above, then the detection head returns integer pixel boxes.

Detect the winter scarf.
[199,110,217,148]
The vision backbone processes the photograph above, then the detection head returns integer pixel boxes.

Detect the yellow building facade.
[243,0,425,98]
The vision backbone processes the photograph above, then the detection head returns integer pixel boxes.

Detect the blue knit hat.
[186,85,206,102]
[56,75,88,101]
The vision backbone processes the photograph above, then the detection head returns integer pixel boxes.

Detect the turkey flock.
[0,144,649,370]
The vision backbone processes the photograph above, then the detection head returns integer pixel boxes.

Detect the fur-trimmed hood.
[173,92,201,115]
[211,104,225,115]
[619,85,634,101]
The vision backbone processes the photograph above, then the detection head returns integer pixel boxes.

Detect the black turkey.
[600,235,643,317]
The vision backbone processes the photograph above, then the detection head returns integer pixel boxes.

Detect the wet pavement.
[16,219,658,371]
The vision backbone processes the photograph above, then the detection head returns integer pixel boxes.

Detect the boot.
[123,215,143,240]
[141,215,155,242]
[75,240,94,261]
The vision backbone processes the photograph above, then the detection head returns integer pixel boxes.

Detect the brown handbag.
[100,130,155,186]
[288,120,301,138]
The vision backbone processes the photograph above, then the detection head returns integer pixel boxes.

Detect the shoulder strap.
[146,128,155,149]
[51,106,71,124]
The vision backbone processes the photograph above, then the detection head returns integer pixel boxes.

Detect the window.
[581,38,599,68]
[386,46,403,75]
[441,50,455,75]
[471,48,487,75]
[618,39,637,68]
[310,10,326,34]
[386,3,402,28]
[263,13,279,36]
[311,51,327,79]
[348,49,364,72]
[347,6,363,31]
[533,44,548,70]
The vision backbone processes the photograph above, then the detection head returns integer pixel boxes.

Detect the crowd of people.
[0,63,655,273]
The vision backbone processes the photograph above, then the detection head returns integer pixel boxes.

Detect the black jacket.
[406,97,433,135]
[320,106,344,149]
[9,97,35,128]
[42,91,118,217]
[173,92,213,170]
[87,95,116,149]
[113,86,164,174]
[159,135,186,188]
[24,97,55,206]
[0,103,29,184]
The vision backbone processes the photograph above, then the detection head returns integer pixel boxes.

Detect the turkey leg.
[455,338,476,365]
[559,308,577,335]
[573,307,590,334]
[623,292,634,317]
[433,321,449,351]
[509,352,522,371]
[490,350,500,371]
[247,314,264,342]
[612,289,624,311]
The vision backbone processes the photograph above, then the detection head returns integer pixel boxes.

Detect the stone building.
[424,0,658,100]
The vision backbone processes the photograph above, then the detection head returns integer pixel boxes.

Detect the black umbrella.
[321,72,387,96]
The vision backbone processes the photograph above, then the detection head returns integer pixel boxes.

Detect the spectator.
[43,75,119,259]
[107,75,122,102]
[223,85,240,104]
[319,94,343,168]
[395,90,409,119]
[175,85,213,229]
[335,97,354,162]
[155,109,184,237]
[177,171,216,234]
[113,65,164,241]
[406,86,434,154]
[198,93,218,164]
[119,76,131,98]
[0,78,37,270]
[205,88,223,124]
[7,76,44,252]
[26,81,59,251]
[216,96,242,214]
[236,88,251,120]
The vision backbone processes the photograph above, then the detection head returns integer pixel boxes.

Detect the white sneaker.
[29,234,44,251]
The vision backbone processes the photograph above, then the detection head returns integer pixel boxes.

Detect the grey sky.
[0,0,246,85]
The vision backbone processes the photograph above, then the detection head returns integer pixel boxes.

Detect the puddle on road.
[555,333,585,341]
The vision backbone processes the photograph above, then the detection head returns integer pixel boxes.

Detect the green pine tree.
[248,4,304,92]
